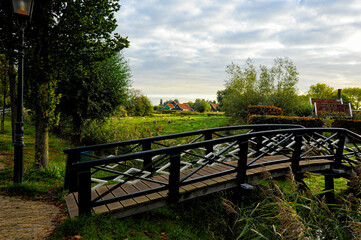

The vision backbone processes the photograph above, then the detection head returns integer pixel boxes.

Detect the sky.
[115,0,361,104]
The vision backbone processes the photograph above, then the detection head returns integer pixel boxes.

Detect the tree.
[343,88,361,110]
[194,99,211,113]
[186,101,194,109]
[270,57,299,115]
[220,57,300,120]
[0,1,21,142]
[1,1,130,168]
[307,83,334,99]
[126,90,152,116]
[57,53,131,144]
[0,55,9,132]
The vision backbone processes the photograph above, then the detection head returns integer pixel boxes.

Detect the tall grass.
[229,170,361,239]
[82,114,230,145]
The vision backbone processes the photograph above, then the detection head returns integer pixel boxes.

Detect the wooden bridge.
[63,124,361,219]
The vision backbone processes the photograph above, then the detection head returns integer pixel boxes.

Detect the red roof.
[211,103,217,109]
[311,98,351,116]
[311,98,342,105]
[168,104,174,108]
[177,103,192,110]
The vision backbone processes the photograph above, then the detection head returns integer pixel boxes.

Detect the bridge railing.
[64,124,303,191]
[67,127,361,216]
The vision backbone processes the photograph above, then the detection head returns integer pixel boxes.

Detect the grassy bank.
[0,117,70,198]
[81,114,230,145]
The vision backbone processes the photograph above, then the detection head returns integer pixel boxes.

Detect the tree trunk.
[34,111,49,169]
[72,114,83,146]
[9,65,17,143]
[1,71,6,132]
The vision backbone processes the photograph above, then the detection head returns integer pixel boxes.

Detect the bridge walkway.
[65,156,337,219]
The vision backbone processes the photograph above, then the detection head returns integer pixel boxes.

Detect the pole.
[13,22,25,184]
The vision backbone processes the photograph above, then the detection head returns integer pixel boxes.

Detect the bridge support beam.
[236,140,248,185]
[168,152,181,203]
[291,135,303,182]
[78,167,92,216]
[324,173,335,204]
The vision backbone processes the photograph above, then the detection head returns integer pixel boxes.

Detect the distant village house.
[310,90,352,117]
[173,103,193,111]
[210,103,218,112]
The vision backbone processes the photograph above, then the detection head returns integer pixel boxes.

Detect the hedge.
[331,119,361,135]
[248,105,283,117]
[248,115,324,128]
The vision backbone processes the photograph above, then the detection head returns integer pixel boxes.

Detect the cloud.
[116,0,361,102]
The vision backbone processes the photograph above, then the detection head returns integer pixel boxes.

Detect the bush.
[248,105,283,117]
[248,115,324,127]
[332,119,361,135]
[317,111,347,119]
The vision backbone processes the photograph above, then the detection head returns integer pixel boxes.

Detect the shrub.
[248,105,283,117]
[317,111,347,119]
[248,115,324,128]
[332,119,361,135]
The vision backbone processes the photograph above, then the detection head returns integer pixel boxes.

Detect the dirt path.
[0,195,61,239]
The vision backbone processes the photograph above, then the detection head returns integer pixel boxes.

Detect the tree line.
[0,1,147,169]
[217,57,361,121]
[158,98,217,113]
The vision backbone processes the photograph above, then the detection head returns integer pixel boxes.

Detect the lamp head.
[12,0,34,21]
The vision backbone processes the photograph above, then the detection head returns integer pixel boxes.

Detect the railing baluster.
[237,140,248,184]
[78,166,92,216]
[335,133,345,168]
[291,135,302,181]
[64,150,81,192]
[168,152,181,203]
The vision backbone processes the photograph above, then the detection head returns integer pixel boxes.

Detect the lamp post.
[12,0,34,184]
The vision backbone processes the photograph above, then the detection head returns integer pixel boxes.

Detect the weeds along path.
[0,195,61,239]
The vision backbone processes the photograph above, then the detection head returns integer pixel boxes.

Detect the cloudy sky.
[115,0,361,104]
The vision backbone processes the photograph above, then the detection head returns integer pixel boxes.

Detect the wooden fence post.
[168,152,181,203]
[78,166,92,216]
[64,150,81,192]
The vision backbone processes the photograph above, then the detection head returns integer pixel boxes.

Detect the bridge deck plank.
[65,158,341,219]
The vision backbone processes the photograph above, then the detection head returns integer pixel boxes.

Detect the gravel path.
[0,195,61,239]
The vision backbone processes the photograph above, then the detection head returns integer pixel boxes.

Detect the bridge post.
[168,152,181,203]
[324,174,335,204]
[78,166,92,216]
[334,133,345,169]
[142,142,154,174]
[236,140,248,185]
[204,132,213,155]
[64,150,81,192]
[291,135,302,181]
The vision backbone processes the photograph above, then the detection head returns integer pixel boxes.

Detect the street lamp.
[12,0,34,184]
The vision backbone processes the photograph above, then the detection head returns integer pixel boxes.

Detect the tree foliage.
[307,83,334,99]
[57,53,131,144]
[126,90,153,116]
[220,57,300,120]
[193,99,211,113]
[1,0,130,167]
[343,88,361,110]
